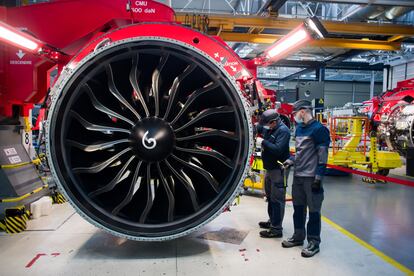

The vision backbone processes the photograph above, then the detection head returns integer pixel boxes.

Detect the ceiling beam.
[259,78,383,83]
[262,0,288,12]
[280,68,314,81]
[219,32,401,51]
[302,0,414,7]
[311,38,401,51]
[271,60,384,71]
[278,50,371,81]
[176,14,414,36]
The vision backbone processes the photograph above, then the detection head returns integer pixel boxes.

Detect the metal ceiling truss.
[301,0,414,7]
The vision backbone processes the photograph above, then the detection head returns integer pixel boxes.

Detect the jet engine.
[0,1,253,240]
[366,78,414,156]
[46,25,253,240]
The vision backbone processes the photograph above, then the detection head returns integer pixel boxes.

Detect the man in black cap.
[256,109,291,238]
[282,99,330,258]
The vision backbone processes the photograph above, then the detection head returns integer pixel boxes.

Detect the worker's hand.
[312,178,322,193]
[283,159,294,169]
[256,137,264,148]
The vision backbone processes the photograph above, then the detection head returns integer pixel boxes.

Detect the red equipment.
[0,0,324,241]
[0,0,258,241]
[362,78,414,156]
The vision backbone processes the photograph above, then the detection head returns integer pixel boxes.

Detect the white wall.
[390,60,414,89]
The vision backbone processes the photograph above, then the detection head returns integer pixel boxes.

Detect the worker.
[282,99,330,258]
[256,109,291,238]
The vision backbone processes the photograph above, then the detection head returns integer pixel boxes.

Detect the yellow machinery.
[244,115,403,189]
[244,154,265,191]
[328,116,402,176]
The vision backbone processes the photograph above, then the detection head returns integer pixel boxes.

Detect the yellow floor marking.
[285,193,413,275]
[322,216,414,275]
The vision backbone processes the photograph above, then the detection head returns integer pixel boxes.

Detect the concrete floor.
[320,174,414,272]
[0,179,410,276]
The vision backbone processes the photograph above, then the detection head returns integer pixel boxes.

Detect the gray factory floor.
[0,173,413,276]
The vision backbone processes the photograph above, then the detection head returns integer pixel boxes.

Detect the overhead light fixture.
[266,27,309,59]
[304,16,328,39]
[0,21,40,51]
[254,16,327,65]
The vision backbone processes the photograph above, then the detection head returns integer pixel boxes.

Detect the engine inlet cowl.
[47,37,252,240]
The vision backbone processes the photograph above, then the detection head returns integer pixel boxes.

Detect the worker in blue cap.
[256,109,291,238]
[282,99,330,258]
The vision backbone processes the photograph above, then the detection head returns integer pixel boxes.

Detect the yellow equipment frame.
[328,116,402,174]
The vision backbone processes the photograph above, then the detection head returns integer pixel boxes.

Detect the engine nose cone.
[131,117,175,162]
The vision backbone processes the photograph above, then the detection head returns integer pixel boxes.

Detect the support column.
[370,71,375,98]
[352,82,355,103]
[383,67,388,92]
[317,67,325,82]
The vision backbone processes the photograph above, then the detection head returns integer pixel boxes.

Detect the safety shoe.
[281,237,304,248]
[301,241,320,258]
[258,220,271,229]
[260,230,282,238]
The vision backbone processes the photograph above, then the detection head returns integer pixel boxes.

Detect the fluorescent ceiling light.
[267,29,308,58]
[0,25,38,51]
[307,18,324,39]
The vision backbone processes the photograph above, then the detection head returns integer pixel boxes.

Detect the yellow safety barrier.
[0,153,45,169]
[0,184,49,203]
[1,206,31,234]
[51,192,66,204]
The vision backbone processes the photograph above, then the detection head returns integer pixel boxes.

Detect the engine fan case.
[46,24,253,241]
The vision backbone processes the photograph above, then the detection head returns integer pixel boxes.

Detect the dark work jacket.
[261,119,291,170]
[292,119,330,179]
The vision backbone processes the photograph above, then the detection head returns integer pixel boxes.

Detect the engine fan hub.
[131,117,175,162]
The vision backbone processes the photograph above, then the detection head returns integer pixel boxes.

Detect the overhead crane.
[176,13,414,51]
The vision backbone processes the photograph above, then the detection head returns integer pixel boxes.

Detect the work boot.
[281,237,304,248]
[260,230,282,238]
[258,220,271,229]
[301,241,320,258]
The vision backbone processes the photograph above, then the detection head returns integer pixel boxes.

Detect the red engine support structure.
[362,78,414,155]
[0,0,176,117]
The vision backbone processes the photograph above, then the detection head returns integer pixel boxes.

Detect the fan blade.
[73,147,132,174]
[176,129,238,142]
[106,64,141,120]
[156,162,175,222]
[89,156,135,197]
[70,111,130,134]
[174,106,233,133]
[163,63,197,120]
[112,160,144,215]
[170,81,219,125]
[164,160,199,211]
[152,54,169,117]
[67,139,130,152]
[175,146,233,168]
[139,163,154,223]
[170,154,219,193]
[83,83,135,126]
[129,54,150,117]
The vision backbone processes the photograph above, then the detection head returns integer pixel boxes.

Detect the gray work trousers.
[264,168,289,234]
[292,176,324,245]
